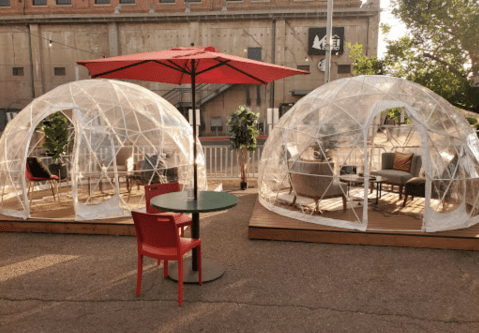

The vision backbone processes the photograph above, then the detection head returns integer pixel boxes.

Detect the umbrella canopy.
[77,46,310,199]
[77,46,309,84]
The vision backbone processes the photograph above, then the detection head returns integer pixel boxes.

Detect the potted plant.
[227,105,260,190]
[36,111,70,179]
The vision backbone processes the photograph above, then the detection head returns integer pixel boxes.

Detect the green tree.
[348,42,385,76]
[36,112,70,163]
[466,115,478,125]
[227,105,260,185]
[348,0,479,112]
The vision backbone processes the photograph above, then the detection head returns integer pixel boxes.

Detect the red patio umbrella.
[77,46,309,199]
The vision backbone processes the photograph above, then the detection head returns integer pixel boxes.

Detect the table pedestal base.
[167,258,225,284]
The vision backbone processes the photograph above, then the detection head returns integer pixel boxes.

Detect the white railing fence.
[203,145,264,179]
[26,144,392,181]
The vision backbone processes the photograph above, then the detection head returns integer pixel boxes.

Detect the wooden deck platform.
[0,214,136,236]
[0,179,231,237]
[248,198,479,251]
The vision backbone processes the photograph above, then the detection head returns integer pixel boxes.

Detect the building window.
[95,0,110,3]
[248,47,262,61]
[56,0,71,4]
[54,67,66,76]
[159,0,174,2]
[297,65,310,71]
[210,117,223,134]
[0,0,10,6]
[119,0,134,3]
[338,65,351,74]
[33,0,47,5]
[13,67,24,76]
[185,0,200,2]
[256,85,261,106]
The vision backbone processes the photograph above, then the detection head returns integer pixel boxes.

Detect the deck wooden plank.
[0,215,135,236]
[249,199,479,250]
[0,220,136,236]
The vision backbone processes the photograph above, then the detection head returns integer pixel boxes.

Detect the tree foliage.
[227,105,260,152]
[466,115,478,125]
[227,105,260,183]
[37,112,70,163]
[348,42,385,75]
[349,0,479,112]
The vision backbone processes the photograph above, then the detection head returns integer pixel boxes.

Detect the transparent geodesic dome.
[0,79,206,220]
[259,75,479,232]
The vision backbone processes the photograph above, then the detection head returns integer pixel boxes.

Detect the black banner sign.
[308,27,344,56]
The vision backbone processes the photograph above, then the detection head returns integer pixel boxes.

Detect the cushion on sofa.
[371,169,414,184]
[393,152,414,172]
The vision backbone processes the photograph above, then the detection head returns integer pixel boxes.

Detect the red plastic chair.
[25,162,59,207]
[144,183,192,237]
[131,211,202,306]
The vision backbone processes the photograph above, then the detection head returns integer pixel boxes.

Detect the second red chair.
[144,183,192,237]
[131,211,202,306]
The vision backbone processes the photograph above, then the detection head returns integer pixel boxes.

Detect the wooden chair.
[144,183,192,237]
[131,211,202,306]
[25,157,59,207]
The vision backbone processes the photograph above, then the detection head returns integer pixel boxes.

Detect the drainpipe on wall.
[324,0,333,83]
[270,18,276,109]
[26,24,35,99]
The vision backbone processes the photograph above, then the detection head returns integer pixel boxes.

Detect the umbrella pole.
[191,60,201,273]
[192,60,198,201]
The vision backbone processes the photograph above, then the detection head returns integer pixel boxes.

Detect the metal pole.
[26,25,35,98]
[190,59,200,272]
[270,18,276,109]
[191,59,198,201]
[324,0,333,84]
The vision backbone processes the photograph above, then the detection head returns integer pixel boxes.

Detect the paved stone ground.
[1,184,479,332]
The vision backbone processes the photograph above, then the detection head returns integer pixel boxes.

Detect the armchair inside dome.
[0,79,206,221]
[258,76,479,233]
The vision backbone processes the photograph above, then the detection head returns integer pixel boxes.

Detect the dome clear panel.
[0,79,205,221]
[259,76,479,232]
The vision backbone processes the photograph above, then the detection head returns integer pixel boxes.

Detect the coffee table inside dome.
[339,175,385,205]
[150,190,238,283]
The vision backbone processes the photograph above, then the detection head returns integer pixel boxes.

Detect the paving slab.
[1,187,479,332]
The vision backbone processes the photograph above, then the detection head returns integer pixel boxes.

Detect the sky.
[377,0,407,57]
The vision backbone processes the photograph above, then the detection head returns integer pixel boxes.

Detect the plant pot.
[49,163,67,180]
[240,181,248,190]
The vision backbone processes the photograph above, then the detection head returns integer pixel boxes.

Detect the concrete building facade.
[0,0,380,136]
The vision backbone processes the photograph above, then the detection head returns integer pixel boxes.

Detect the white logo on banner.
[312,34,341,51]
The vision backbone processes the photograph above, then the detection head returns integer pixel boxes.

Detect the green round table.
[150,191,238,283]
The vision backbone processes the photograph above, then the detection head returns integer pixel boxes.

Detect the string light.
[12,26,105,58]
